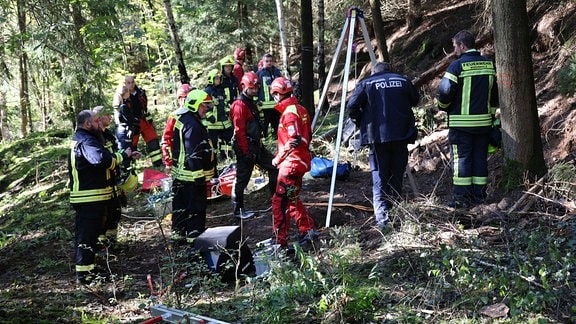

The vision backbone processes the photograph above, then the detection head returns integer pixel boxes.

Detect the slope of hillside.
[1,0,575,322]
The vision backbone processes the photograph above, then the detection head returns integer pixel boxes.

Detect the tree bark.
[275,0,289,77]
[163,0,189,84]
[17,0,29,136]
[369,0,390,62]
[492,0,546,178]
[317,0,326,91]
[406,0,422,30]
[300,0,314,115]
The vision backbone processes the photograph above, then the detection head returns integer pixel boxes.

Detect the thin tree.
[317,0,326,92]
[17,0,30,136]
[162,0,189,84]
[274,0,289,76]
[300,0,314,115]
[406,0,422,30]
[369,0,390,62]
[492,0,546,178]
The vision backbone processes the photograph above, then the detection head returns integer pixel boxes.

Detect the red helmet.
[241,72,260,90]
[177,84,192,99]
[233,47,245,61]
[270,77,293,95]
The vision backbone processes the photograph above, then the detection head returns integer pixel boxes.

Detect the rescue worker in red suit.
[437,30,499,208]
[171,89,216,240]
[230,72,278,219]
[69,110,137,285]
[115,75,163,168]
[269,77,318,248]
[233,47,246,90]
[347,62,419,229]
[161,83,192,173]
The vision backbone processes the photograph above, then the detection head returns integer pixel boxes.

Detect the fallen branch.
[507,175,546,213]
[304,201,373,212]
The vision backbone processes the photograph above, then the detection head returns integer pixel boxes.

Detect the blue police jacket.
[347,70,420,145]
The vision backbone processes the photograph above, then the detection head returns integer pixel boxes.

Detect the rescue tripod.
[310,7,377,228]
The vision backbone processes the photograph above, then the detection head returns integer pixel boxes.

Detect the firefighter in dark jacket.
[204,68,234,160]
[347,62,420,229]
[256,53,283,139]
[69,110,136,285]
[437,30,499,208]
[171,89,217,241]
[230,71,278,219]
[114,75,163,168]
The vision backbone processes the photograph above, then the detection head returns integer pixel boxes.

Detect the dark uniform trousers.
[74,203,108,273]
[171,179,207,238]
[449,129,490,203]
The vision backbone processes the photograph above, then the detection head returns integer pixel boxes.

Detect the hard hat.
[233,48,245,61]
[118,170,138,192]
[176,84,192,99]
[207,69,221,85]
[185,89,213,112]
[241,72,260,90]
[270,77,293,95]
[219,55,235,69]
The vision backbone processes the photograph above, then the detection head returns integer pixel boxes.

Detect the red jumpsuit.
[271,96,315,246]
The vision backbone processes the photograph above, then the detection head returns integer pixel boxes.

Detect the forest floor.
[1,0,576,323]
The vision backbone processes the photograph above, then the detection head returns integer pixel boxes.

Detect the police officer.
[69,110,136,284]
[347,62,420,229]
[171,89,216,241]
[437,30,499,208]
[270,77,317,248]
[230,72,278,219]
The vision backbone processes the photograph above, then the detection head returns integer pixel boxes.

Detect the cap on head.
[270,77,293,95]
[185,89,213,112]
[241,72,260,90]
[177,84,192,99]
[92,105,113,116]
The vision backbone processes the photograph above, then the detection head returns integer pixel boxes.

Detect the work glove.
[145,112,154,124]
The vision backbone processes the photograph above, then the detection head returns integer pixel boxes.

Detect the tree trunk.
[274,0,289,77]
[317,0,326,91]
[17,0,29,136]
[369,0,390,62]
[406,0,422,31]
[300,0,314,115]
[163,0,189,84]
[492,0,546,178]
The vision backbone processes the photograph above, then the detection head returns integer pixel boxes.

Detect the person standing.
[347,62,420,229]
[437,30,499,208]
[269,77,317,248]
[69,110,136,284]
[115,75,163,168]
[204,69,234,160]
[161,83,192,173]
[230,72,278,219]
[256,53,283,139]
[171,89,216,241]
[233,47,246,89]
[92,105,140,250]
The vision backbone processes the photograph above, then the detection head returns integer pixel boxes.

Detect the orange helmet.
[177,84,192,99]
[233,47,245,61]
[241,72,260,90]
[270,77,293,95]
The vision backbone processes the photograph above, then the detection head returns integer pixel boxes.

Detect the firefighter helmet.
[207,69,221,85]
[219,55,235,69]
[185,89,213,113]
[241,72,260,90]
[270,77,293,95]
[233,47,245,61]
[176,84,192,99]
[118,170,138,192]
